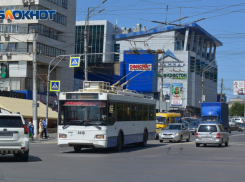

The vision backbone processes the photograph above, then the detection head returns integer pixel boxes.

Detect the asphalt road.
[1,131,245,182]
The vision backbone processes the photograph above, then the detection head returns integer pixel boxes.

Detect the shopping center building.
[114,23,222,114]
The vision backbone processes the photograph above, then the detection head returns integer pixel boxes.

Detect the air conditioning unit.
[4,86,11,91]
[4,33,9,38]
[6,52,11,57]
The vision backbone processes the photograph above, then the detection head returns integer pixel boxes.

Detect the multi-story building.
[115,23,222,113]
[74,20,122,84]
[0,0,76,97]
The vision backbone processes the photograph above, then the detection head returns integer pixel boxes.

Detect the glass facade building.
[75,25,105,63]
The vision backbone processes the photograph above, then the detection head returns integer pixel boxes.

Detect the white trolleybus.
[58,81,156,151]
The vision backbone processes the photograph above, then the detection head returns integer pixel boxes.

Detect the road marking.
[230,134,245,137]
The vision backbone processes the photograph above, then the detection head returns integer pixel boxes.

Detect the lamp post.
[84,0,107,81]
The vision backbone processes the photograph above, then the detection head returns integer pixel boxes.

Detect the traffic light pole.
[32,29,38,138]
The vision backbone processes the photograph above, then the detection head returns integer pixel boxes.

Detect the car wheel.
[225,138,229,147]
[218,140,223,147]
[178,135,182,143]
[186,135,190,142]
[196,143,200,147]
[74,146,82,152]
[160,140,163,143]
[21,150,29,162]
[192,133,194,135]
[115,132,123,151]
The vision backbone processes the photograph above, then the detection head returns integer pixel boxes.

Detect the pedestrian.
[29,122,34,141]
[42,118,47,139]
[39,119,43,140]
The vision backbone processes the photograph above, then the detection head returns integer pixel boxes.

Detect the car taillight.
[24,124,29,134]
[216,133,221,138]
[195,132,198,138]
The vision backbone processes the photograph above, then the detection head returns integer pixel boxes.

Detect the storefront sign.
[129,64,152,71]
[162,63,186,67]
[158,73,187,79]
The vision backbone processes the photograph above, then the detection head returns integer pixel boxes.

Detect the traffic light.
[0,62,9,78]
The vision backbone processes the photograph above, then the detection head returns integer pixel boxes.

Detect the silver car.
[238,123,245,132]
[159,123,191,143]
[195,122,229,147]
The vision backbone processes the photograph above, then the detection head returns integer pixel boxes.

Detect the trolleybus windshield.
[59,101,107,126]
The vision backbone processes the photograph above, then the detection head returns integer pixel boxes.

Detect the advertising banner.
[163,83,170,100]
[171,83,183,106]
[233,81,245,95]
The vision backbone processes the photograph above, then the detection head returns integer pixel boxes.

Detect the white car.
[0,114,29,161]
[234,118,244,124]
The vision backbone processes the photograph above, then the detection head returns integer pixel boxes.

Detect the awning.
[0,96,58,119]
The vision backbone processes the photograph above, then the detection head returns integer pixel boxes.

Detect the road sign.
[69,57,80,67]
[50,80,60,92]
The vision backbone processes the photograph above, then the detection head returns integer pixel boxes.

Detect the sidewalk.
[29,133,57,144]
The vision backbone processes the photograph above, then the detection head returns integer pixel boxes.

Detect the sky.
[76,0,245,100]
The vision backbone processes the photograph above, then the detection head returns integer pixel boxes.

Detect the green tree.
[229,102,244,116]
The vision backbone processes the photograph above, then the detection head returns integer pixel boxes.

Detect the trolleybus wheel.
[138,129,148,147]
[115,132,123,151]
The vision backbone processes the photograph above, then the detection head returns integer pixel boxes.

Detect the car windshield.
[156,116,166,124]
[0,116,23,128]
[165,125,181,130]
[189,121,198,126]
[198,125,217,132]
[59,101,107,126]
[201,116,218,122]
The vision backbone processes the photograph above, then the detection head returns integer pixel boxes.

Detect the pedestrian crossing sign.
[70,57,80,67]
[50,81,60,92]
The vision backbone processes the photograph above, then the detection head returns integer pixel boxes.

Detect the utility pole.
[84,8,89,81]
[32,29,38,138]
[201,72,204,103]
[220,78,223,102]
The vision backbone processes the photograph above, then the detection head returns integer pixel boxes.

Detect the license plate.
[164,136,171,138]
[202,138,212,141]
[0,133,13,138]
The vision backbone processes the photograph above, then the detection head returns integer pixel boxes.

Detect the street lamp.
[84,0,107,81]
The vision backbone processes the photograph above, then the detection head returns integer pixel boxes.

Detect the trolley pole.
[32,29,38,138]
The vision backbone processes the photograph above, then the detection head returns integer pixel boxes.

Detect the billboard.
[163,83,170,100]
[171,83,183,106]
[233,81,245,95]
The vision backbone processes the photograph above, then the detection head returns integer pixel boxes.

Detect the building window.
[114,44,120,62]
[195,59,200,75]
[190,56,195,72]
[37,43,65,57]
[175,39,183,51]
[0,25,19,33]
[209,68,214,80]
[0,43,3,52]
[48,0,68,9]
[39,5,67,25]
[29,24,59,41]
[214,68,217,82]
[8,43,18,52]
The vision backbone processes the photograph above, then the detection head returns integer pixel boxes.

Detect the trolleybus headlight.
[95,135,105,139]
[59,134,67,138]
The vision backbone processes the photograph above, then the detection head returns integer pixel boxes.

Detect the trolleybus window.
[131,104,137,121]
[107,102,115,125]
[117,102,124,121]
[143,105,148,121]
[59,101,107,126]
[124,103,131,121]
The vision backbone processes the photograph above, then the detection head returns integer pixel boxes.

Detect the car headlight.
[59,134,67,138]
[175,133,179,136]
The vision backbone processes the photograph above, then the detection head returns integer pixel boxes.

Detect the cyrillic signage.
[129,64,152,71]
